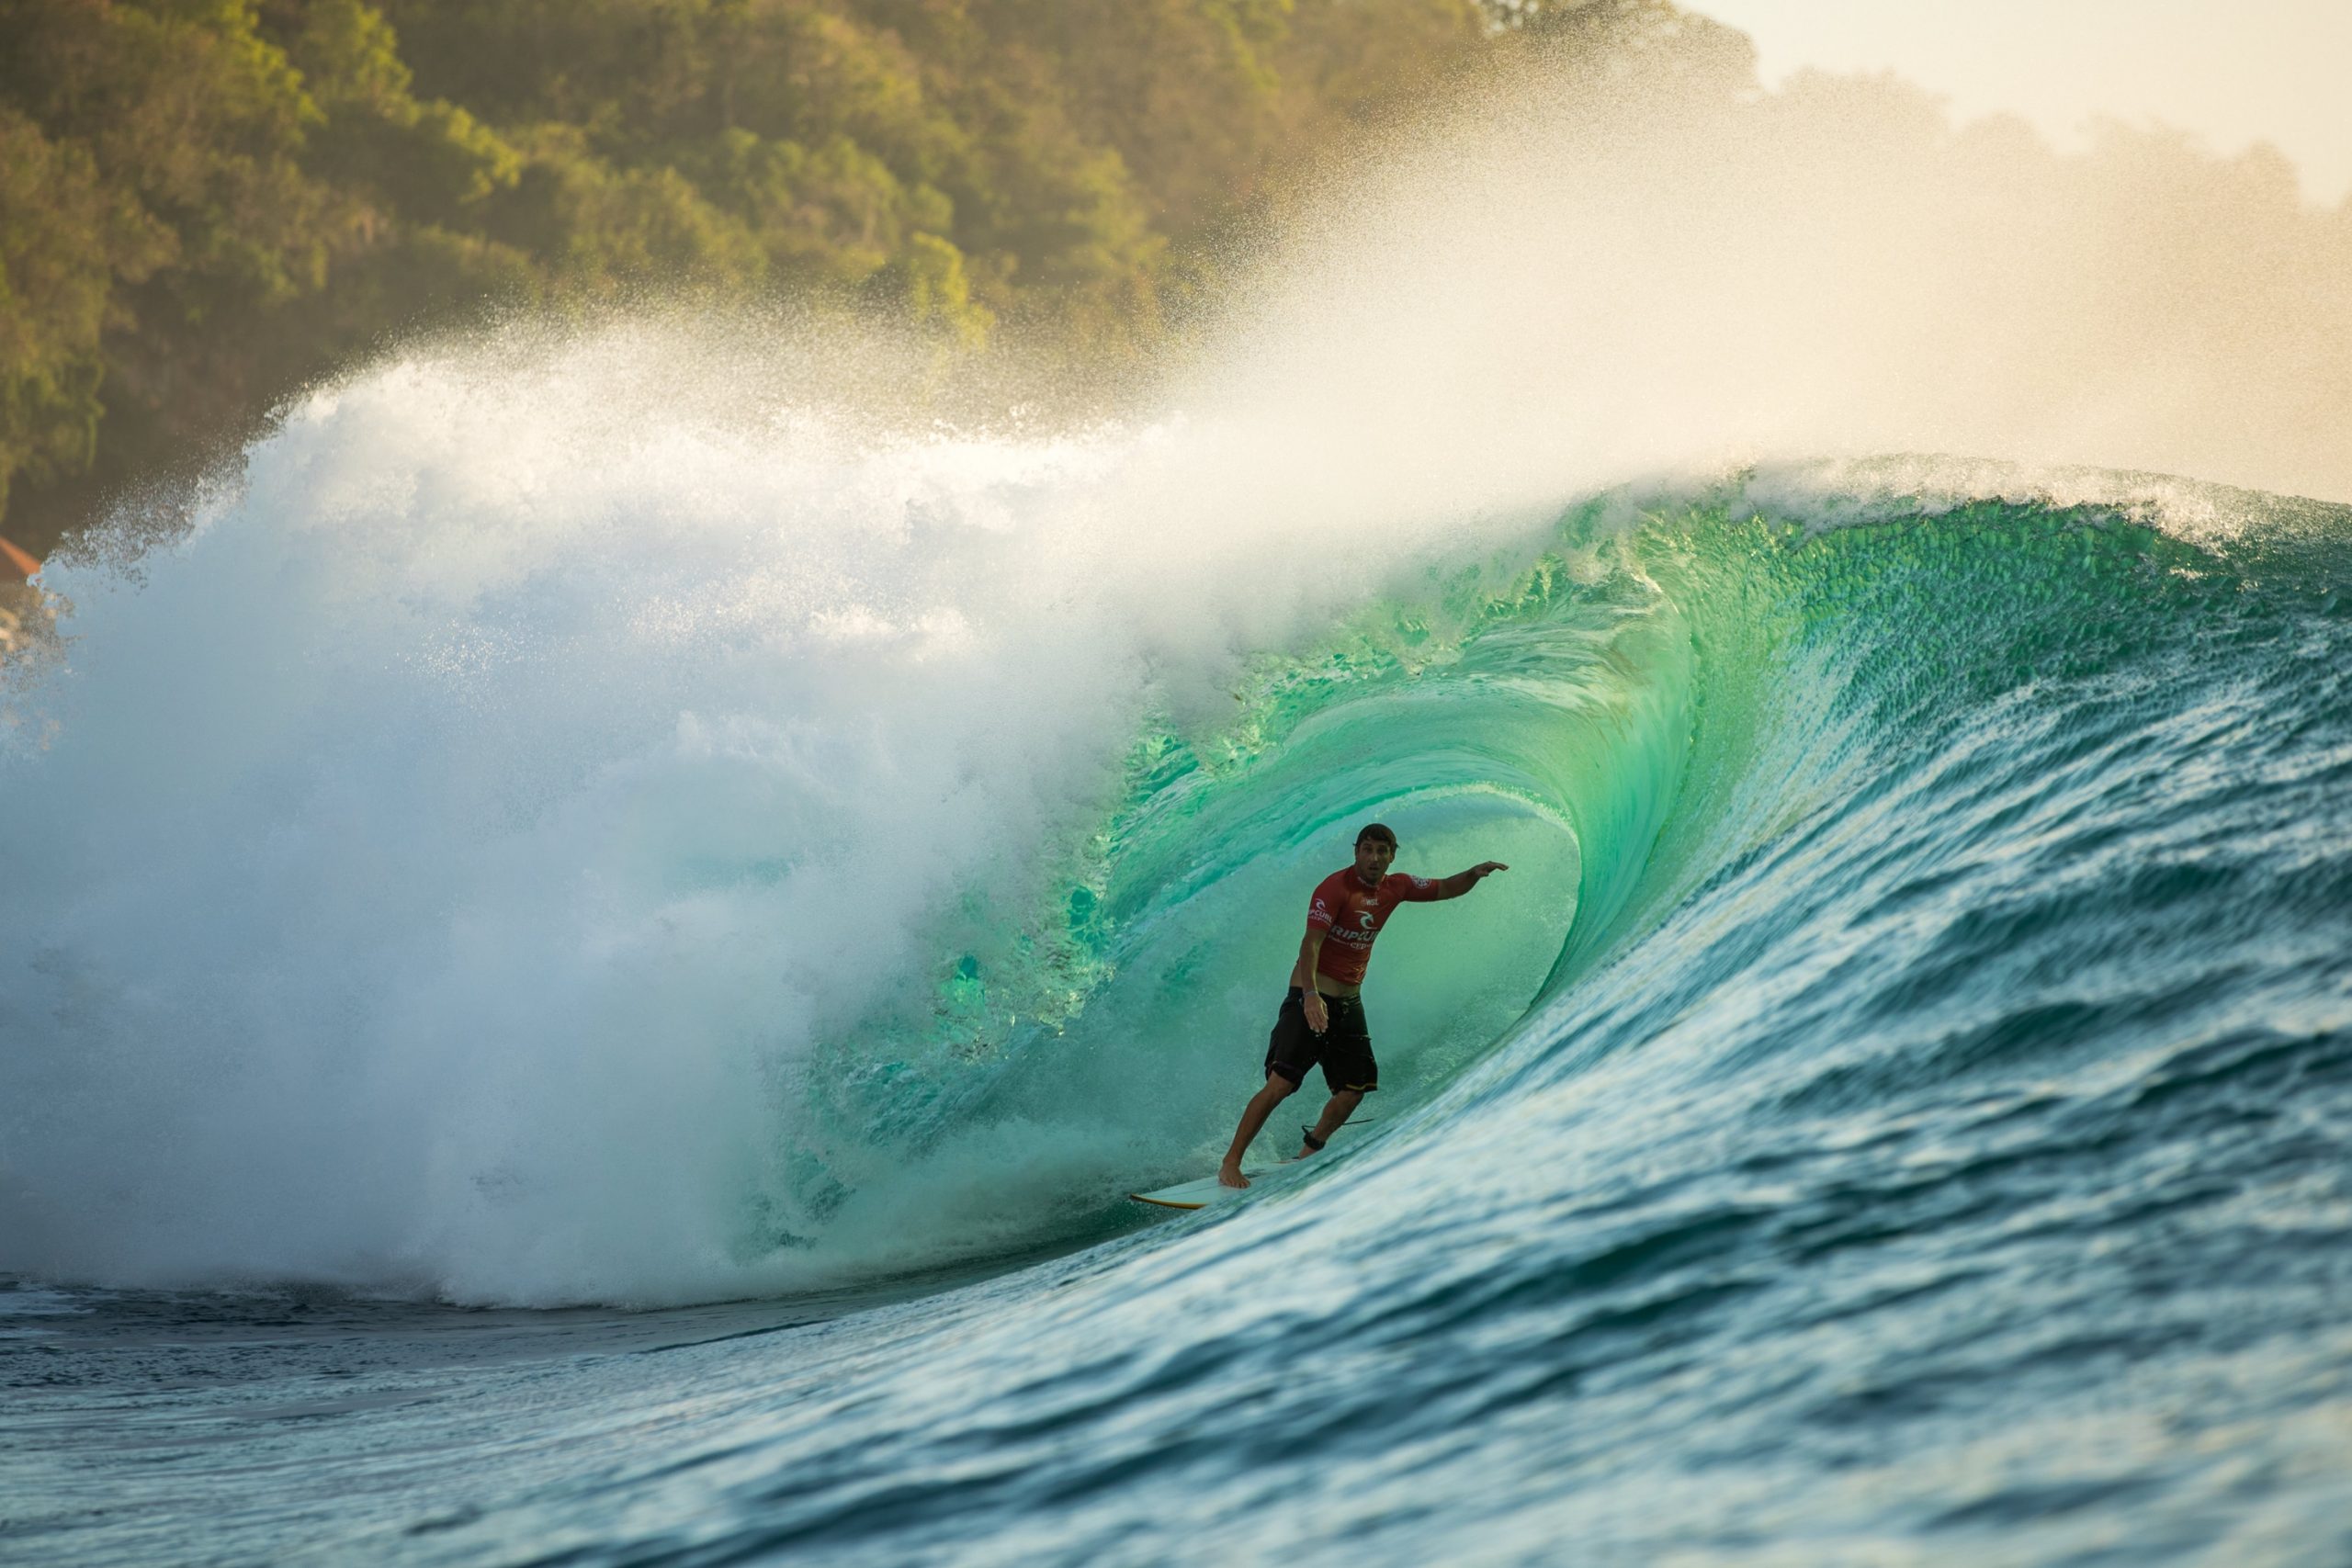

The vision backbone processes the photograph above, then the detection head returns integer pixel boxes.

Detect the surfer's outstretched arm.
[1428,861,1509,899]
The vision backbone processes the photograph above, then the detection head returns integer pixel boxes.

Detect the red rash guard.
[1305,867,1447,987]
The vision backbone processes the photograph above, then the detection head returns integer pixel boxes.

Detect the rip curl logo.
[1357,911,1376,930]
[1410,876,1431,891]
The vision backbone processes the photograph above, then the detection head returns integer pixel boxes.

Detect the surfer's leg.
[1227,991,1317,1185]
[1297,1089,1363,1157]
[1297,998,1374,1157]
[1221,1070,1298,1187]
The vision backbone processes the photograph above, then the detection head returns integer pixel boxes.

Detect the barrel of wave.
[1325,792,1581,1097]
[1046,787,1581,1147]
[804,789,1581,1269]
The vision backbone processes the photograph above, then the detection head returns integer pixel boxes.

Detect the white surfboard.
[1128,1163,1303,1210]
[1128,1121,1377,1210]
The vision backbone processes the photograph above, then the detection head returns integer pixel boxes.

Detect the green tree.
[0,0,1764,557]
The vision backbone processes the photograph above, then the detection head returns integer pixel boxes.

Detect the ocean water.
[3,316,2348,1564]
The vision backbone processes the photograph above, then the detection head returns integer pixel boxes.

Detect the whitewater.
[7,50,2352,1565]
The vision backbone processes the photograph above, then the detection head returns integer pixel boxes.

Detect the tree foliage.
[0,0,1530,554]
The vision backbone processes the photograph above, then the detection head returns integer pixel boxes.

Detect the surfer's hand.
[1303,989,1329,1033]
[1469,861,1509,880]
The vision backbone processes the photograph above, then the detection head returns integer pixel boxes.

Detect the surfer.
[1218,823,1507,1188]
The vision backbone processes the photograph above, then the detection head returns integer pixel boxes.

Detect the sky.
[1688,0,2352,206]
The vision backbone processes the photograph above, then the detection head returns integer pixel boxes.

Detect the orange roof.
[0,535,40,581]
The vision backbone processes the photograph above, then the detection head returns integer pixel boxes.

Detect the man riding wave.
[1218,823,1508,1188]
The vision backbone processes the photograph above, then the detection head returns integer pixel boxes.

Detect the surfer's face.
[1353,837,1395,884]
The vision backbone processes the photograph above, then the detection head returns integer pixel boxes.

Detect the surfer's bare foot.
[1218,1163,1250,1189]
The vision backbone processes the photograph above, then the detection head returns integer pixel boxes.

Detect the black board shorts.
[1264,987,1378,1094]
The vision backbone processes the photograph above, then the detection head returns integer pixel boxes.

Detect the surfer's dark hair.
[1355,822,1397,848]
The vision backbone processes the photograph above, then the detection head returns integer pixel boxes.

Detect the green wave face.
[796,473,2343,1278]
